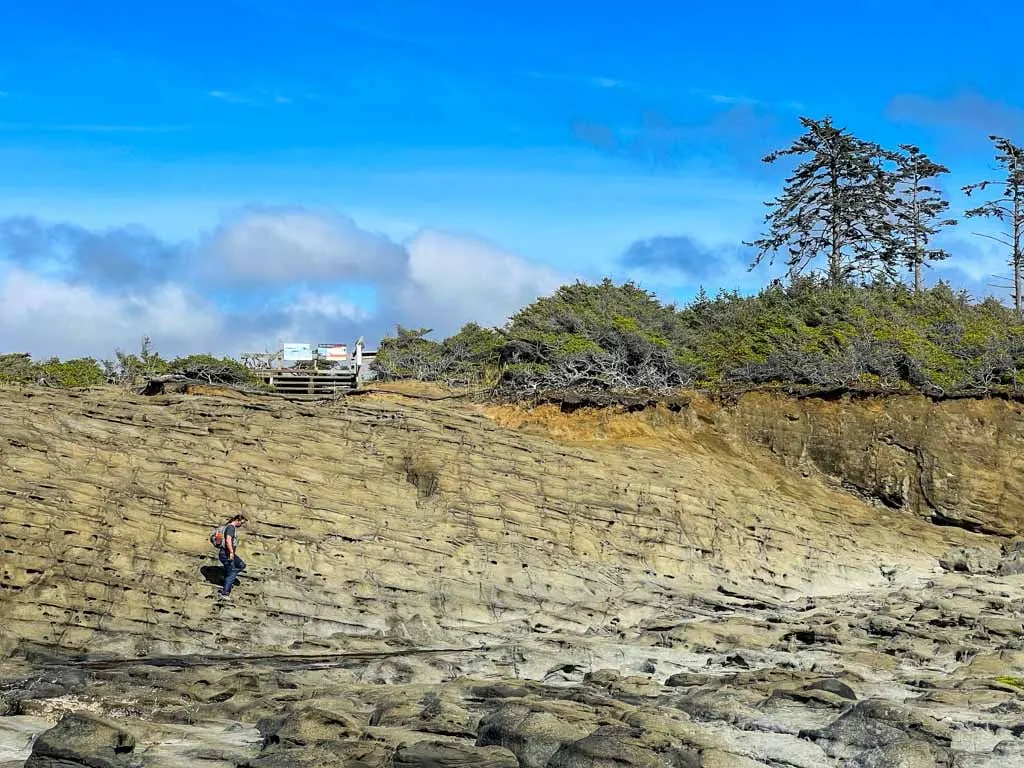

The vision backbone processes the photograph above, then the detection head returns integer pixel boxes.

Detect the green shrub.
[14,279,1023,400]
[37,357,105,388]
[0,353,39,386]
[375,277,1024,398]
[2,338,255,391]
[372,326,448,381]
[103,336,169,387]
[441,323,504,386]
[1,354,104,388]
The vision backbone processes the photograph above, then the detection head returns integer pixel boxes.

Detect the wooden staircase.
[252,369,359,395]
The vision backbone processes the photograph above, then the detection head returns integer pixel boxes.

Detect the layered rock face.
[720,392,1024,537]
[1,385,1023,767]
[0,387,982,658]
[489,391,1024,540]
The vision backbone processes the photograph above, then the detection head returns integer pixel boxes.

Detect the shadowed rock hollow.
[2,385,1024,767]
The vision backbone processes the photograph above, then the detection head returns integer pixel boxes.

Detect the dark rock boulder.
[547,725,699,768]
[803,699,952,759]
[24,711,135,768]
[0,691,18,716]
[238,740,392,768]
[804,678,858,701]
[1,668,91,718]
[247,703,391,768]
[369,691,479,738]
[939,547,1000,575]
[257,704,364,747]
[468,683,538,701]
[392,740,519,767]
[845,740,946,767]
[998,538,1024,576]
[475,701,597,768]
[673,687,765,727]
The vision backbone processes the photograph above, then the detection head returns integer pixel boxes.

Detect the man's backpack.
[210,525,227,549]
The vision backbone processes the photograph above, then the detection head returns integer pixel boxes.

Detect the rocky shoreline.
[5,563,1024,766]
[3,386,1024,766]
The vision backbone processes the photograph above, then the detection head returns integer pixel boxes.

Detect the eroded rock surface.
[718,391,1024,537]
[1,386,1024,766]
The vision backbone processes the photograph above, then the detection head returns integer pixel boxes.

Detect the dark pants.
[219,549,246,594]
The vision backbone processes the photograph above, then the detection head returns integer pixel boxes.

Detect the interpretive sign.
[317,343,348,360]
[282,343,313,361]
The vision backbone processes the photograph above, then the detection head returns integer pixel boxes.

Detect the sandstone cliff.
[722,392,1024,537]
[0,386,988,660]
[2,385,1024,767]
[489,390,1024,539]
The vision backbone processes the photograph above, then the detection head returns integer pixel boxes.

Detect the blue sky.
[2,0,1023,358]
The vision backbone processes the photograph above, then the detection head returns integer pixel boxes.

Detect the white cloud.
[0,265,380,359]
[688,88,804,112]
[255,295,369,351]
[943,240,1006,282]
[208,90,297,107]
[0,208,571,358]
[524,71,629,90]
[289,291,368,321]
[391,229,566,330]
[0,266,222,358]
[200,210,565,335]
[707,93,761,106]
[201,208,408,284]
[208,90,252,104]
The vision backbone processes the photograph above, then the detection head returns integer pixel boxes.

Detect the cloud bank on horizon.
[1,1,1023,359]
[0,210,565,359]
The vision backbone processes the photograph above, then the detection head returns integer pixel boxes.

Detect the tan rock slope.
[0,385,1001,658]
[4,385,1024,767]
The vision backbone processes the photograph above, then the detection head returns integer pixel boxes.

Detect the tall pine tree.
[746,116,894,286]
[884,144,957,294]
[963,136,1024,316]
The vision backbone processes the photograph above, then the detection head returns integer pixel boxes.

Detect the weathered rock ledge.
[1,385,1023,766]
[490,389,1024,538]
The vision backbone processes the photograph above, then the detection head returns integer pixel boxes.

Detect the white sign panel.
[317,343,348,360]
[282,343,313,361]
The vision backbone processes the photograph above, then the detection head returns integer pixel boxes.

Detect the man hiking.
[216,513,248,598]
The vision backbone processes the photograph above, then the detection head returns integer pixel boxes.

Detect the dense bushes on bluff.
[371,116,1024,399]
[6,278,1024,399]
[0,337,255,389]
[372,278,1024,397]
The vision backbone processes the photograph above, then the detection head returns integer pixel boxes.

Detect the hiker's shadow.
[199,565,244,588]
[200,566,224,586]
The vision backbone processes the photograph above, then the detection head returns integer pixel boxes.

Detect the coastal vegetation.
[0,337,254,389]
[373,119,1024,398]
[373,278,1024,397]
[5,117,1024,399]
